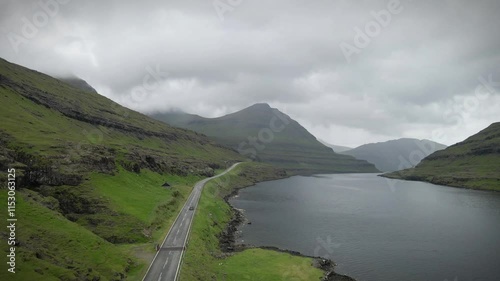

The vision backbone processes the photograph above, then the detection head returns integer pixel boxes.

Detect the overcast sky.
[1,0,499,147]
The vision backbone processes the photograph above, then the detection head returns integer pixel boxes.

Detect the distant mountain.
[382,123,500,191]
[58,76,97,93]
[151,104,379,174]
[319,139,352,153]
[341,138,447,172]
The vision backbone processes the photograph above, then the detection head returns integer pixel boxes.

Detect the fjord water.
[229,174,500,281]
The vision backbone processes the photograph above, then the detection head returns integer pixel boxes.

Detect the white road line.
[143,163,241,281]
[163,257,170,269]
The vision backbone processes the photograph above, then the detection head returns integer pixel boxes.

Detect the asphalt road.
[142,163,240,281]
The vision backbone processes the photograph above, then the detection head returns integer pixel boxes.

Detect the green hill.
[341,138,447,172]
[382,123,500,191]
[151,104,379,174]
[0,57,244,280]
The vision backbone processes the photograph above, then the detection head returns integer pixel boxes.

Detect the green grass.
[384,162,500,191]
[218,249,323,281]
[0,57,245,280]
[382,123,500,191]
[90,167,200,224]
[0,190,129,281]
[180,162,325,281]
[0,167,207,281]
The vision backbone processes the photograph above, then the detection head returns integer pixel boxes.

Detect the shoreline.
[379,173,500,192]
[219,175,357,281]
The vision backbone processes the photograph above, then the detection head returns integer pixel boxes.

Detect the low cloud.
[1,0,499,147]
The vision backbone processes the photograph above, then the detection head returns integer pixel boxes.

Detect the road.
[142,162,240,281]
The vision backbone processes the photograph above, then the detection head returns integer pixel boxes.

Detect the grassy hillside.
[0,57,244,280]
[341,138,447,172]
[180,162,329,281]
[151,104,379,174]
[382,123,500,191]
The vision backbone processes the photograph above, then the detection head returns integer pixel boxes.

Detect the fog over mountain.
[1,0,499,147]
[341,138,447,172]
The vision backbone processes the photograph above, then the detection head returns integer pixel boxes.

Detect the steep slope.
[151,104,379,174]
[341,138,447,172]
[58,76,97,93]
[382,123,500,191]
[0,58,244,280]
[318,139,352,153]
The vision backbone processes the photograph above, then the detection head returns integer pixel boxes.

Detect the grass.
[0,57,245,280]
[88,167,205,279]
[0,167,206,281]
[0,190,129,281]
[180,162,325,281]
[90,167,200,225]
[382,123,500,191]
[218,248,323,281]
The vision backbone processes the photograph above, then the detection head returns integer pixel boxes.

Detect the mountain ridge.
[151,104,379,174]
[341,138,447,172]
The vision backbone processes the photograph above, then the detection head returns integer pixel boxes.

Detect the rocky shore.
[219,178,357,281]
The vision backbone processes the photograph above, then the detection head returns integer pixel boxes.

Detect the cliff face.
[0,57,243,182]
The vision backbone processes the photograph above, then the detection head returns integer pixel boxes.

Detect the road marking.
[163,257,170,269]
[143,163,241,281]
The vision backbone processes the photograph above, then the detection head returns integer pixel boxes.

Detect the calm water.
[229,174,500,281]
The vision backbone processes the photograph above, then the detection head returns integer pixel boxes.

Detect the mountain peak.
[247,103,272,110]
[231,103,276,118]
[151,103,379,174]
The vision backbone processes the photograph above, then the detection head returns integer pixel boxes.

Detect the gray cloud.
[1,0,499,147]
